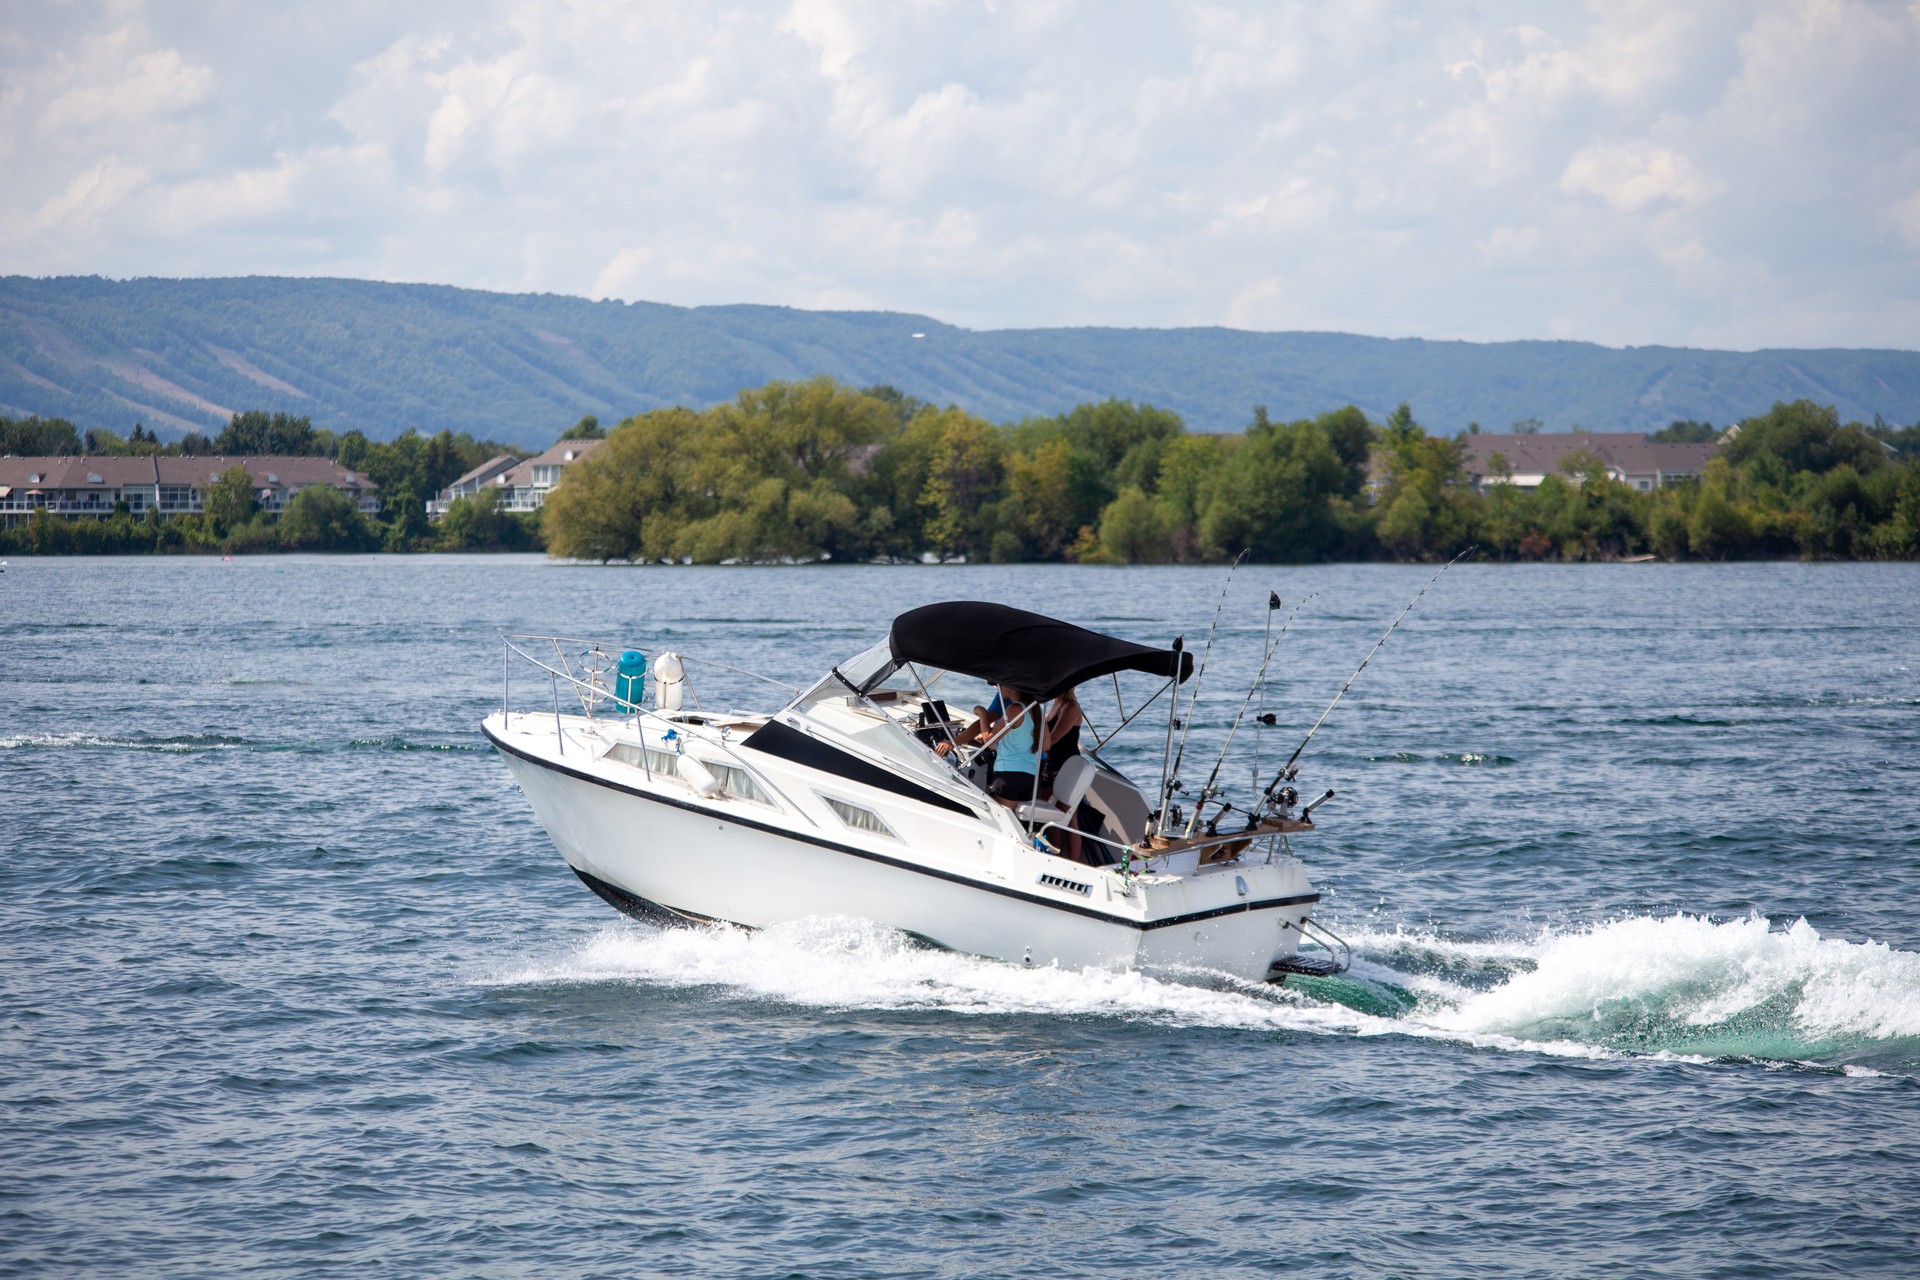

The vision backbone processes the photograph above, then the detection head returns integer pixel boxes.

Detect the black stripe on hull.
[487,722,1319,932]
[572,865,732,929]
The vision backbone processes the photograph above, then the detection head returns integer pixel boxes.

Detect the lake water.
[3,556,1918,1277]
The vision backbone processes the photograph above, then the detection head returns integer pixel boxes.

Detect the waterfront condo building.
[0,456,380,528]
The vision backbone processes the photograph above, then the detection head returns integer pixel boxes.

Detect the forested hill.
[4,275,1917,446]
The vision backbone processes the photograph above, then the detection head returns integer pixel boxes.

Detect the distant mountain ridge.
[3,275,1917,447]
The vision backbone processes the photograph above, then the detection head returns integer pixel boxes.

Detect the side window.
[605,742,772,806]
[709,761,773,806]
[823,796,898,840]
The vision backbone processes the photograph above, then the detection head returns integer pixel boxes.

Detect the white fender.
[653,651,687,712]
[676,752,722,799]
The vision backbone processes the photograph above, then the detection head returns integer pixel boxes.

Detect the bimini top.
[884,601,1193,702]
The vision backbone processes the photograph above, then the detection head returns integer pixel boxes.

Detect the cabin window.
[604,742,682,778]
[604,742,772,805]
[823,796,897,839]
[707,761,773,806]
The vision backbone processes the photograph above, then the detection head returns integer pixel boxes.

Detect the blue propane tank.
[613,650,647,711]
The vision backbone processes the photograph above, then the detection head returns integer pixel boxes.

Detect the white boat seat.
[1016,756,1096,830]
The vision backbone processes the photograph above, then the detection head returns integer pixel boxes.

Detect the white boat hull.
[486,711,1323,981]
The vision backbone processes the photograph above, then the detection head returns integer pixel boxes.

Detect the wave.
[1361,751,1516,766]
[344,736,489,753]
[483,912,1920,1075]
[1348,915,1920,1058]
[0,731,483,754]
[0,731,250,752]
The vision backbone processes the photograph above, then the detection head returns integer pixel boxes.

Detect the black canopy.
[886,602,1192,702]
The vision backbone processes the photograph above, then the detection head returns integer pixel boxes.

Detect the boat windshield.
[790,641,967,715]
[832,640,967,701]
[838,640,897,692]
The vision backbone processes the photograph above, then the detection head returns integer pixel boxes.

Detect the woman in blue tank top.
[985,686,1043,806]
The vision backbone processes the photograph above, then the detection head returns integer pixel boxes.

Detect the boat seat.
[1016,756,1096,832]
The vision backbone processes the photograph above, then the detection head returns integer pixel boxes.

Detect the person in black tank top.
[1041,687,1082,790]
[1041,688,1097,863]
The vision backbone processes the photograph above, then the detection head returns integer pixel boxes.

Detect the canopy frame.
[876,601,1193,703]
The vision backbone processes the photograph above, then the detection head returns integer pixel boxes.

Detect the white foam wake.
[482,911,1920,1070]
[484,915,1368,1037]
[1417,915,1920,1046]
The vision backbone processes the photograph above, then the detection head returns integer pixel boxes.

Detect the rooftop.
[0,455,378,490]
[1460,432,1718,482]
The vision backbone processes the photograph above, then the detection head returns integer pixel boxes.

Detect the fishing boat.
[483,602,1350,983]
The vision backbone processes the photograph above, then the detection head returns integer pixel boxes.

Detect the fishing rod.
[1251,591,1267,802]
[1152,636,1185,836]
[1260,545,1475,809]
[1185,589,1316,836]
[1158,551,1246,835]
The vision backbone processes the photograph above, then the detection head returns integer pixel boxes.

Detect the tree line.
[542,380,1920,563]
[7,390,1919,560]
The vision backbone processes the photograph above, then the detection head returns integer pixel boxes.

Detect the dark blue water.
[4,556,1918,1277]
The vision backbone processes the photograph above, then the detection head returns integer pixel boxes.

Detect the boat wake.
[484,912,1920,1075]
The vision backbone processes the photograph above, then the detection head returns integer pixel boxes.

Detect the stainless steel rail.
[497,634,821,827]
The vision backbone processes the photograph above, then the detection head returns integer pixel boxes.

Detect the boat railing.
[501,633,802,711]
[497,634,819,823]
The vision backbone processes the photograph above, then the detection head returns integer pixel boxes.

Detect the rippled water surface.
[3,556,1918,1277]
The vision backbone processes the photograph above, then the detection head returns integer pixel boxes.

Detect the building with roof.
[0,456,379,528]
[425,454,520,519]
[425,438,604,519]
[1459,432,1719,493]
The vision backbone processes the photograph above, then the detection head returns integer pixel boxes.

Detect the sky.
[2,0,1917,349]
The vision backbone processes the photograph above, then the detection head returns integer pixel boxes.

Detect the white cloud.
[0,0,1916,348]
[33,155,148,228]
[1561,142,1722,212]
[592,245,654,298]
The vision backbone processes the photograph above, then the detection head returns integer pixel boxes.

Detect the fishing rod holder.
[1301,788,1336,820]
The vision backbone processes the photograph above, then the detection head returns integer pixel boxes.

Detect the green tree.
[215,411,317,456]
[560,414,604,440]
[381,483,433,551]
[1005,399,1183,538]
[918,408,1004,561]
[1097,487,1176,563]
[671,378,896,562]
[204,465,258,537]
[998,437,1079,561]
[1723,401,1887,476]
[1,416,82,455]
[1201,412,1352,561]
[1153,432,1236,560]
[544,407,707,561]
[279,484,373,551]
[1650,420,1718,444]
[1685,461,1751,558]
[1372,404,1472,560]
[436,487,533,551]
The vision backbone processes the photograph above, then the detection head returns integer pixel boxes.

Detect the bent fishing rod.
[1259,545,1475,810]
[1184,589,1316,836]
[1152,551,1245,836]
